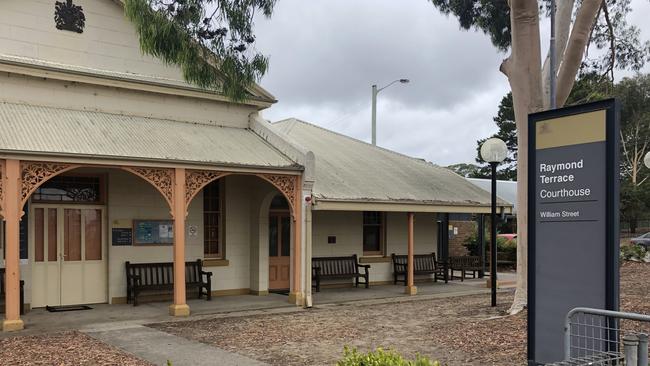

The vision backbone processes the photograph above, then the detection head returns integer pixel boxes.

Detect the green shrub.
[337,347,440,366]
[620,244,647,261]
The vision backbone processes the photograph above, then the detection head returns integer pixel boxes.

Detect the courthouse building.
[0,0,509,331]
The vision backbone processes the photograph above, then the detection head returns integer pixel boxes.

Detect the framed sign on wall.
[133,220,174,246]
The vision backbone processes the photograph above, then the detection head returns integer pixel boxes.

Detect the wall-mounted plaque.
[54,0,86,33]
[111,228,133,246]
[133,220,174,245]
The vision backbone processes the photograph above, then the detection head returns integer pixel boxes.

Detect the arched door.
[268,195,291,290]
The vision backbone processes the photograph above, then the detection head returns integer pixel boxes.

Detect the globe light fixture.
[480,137,507,307]
[644,151,650,169]
[480,137,508,164]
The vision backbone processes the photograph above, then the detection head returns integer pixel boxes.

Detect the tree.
[123,0,276,101]
[474,72,611,180]
[616,74,650,233]
[475,93,518,181]
[429,0,650,313]
[446,163,491,178]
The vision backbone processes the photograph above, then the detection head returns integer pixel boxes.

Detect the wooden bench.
[0,268,24,315]
[312,255,370,292]
[125,260,212,306]
[448,256,483,281]
[391,252,448,285]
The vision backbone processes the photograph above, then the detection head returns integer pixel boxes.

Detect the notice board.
[527,99,619,364]
[133,220,174,245]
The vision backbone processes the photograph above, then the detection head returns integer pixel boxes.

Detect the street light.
[371,78,410,145]
[480,137,508,307]
[644,151,650,169]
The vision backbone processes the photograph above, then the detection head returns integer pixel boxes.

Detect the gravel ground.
[151,261,650,366]
[0,331,152,366]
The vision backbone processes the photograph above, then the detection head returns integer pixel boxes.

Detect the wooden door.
[31,205,107,307]
[268,213,291,290]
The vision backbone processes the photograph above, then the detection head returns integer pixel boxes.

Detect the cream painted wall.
[107,172,260,302]
[0,70,257,127]
[312,211,438,284]
[0,0,186,83]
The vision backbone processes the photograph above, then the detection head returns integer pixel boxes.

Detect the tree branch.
[601,0,616,82]
[555,0,602,107]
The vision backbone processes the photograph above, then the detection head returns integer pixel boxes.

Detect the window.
[363,211,385,255]
[33,176,103,204]
[203,180,223,258]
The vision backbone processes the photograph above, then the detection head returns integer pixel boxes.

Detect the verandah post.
[3,159,24,331]
[169,167,190,316]
[289,175,303,305]
[406,212,417,295]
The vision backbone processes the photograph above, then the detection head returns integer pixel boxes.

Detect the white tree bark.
[542,0,575,109]
[503,0,544,314]
[555,0,603,106]
[508,0,606,314]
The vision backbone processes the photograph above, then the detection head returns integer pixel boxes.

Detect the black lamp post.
[480,137,507,307]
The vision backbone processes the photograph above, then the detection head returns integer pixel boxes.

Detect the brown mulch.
[149,261,650,366]
[0,330,152,366]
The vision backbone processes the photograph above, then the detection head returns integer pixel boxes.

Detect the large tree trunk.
[506,0,607,314]
[502,0,544,314]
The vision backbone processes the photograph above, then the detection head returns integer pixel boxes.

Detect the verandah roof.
[272,118,511,213]
[0,102,299,169]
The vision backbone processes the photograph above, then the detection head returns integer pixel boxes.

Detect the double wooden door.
[30,205,107,307]
[268,212,291,290]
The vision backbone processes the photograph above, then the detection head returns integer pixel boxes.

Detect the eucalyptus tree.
[429,0,650,313]
[124,0,276,101]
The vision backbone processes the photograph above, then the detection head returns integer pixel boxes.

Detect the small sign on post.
[527,99,620,364]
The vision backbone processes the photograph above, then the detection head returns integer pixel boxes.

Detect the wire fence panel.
[545,307,650,366]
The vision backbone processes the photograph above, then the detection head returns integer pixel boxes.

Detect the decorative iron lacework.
[122,167,175,210]
[0,161,4,216]
[185,170,227,207]
[54,0,85,33]
[21,162,76,206]
[259,174,297,209]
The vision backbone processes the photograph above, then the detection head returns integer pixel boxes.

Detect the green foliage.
[446,163,489,179]
[337,347,439,366]
[123,0,274,102]
[474,93,517,181]
[620,244,648,261]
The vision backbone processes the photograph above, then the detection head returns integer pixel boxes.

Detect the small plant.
[337,346,440,366]
[620,244,648,261]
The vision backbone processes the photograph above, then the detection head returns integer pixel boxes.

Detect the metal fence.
[546,307,650,365]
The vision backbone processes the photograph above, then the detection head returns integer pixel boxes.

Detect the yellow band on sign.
[536,110,606,149]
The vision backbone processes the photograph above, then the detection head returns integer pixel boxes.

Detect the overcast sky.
[254,0,650,167]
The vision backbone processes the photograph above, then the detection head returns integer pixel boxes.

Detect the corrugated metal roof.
[467,178,518,214]
[273,118,508,207]
[0,102,298,169]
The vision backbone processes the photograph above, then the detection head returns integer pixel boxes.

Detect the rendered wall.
[312,210,438,284]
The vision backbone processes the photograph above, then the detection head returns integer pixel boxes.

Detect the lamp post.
[480,137,508,307]
[371,78,410,145]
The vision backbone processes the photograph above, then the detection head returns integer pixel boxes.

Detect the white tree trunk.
[503,0,544,314]
[507,0,608,314]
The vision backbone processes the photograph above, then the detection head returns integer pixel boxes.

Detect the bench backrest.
[126,260,203,286]
[0,268,4,295]
[392,253,437,272]
[312,255,359,276]
[449,256,482,268]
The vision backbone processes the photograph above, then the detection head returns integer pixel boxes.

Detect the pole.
[550,0,557,109]
[490,162,498,307]
[478,214,486,278]
[371,84,378,145]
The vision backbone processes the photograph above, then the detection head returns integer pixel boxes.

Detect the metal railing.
[548,307,650,365]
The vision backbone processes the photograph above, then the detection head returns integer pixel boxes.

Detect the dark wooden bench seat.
[0,268,24,315]
[391,252,448,285]
[448,256,483,281]
[125,260,212,306]
[312,254,370,292]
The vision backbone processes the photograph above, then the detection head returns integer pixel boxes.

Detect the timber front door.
[268,212,291,290]
[30,205,107,307]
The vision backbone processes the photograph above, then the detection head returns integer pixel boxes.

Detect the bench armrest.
[200,270,213,278]
[358,264,371,269]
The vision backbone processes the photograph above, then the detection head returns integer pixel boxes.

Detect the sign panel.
[111,228,133,246]
[133,220,174,245]
[528,100,619,364]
